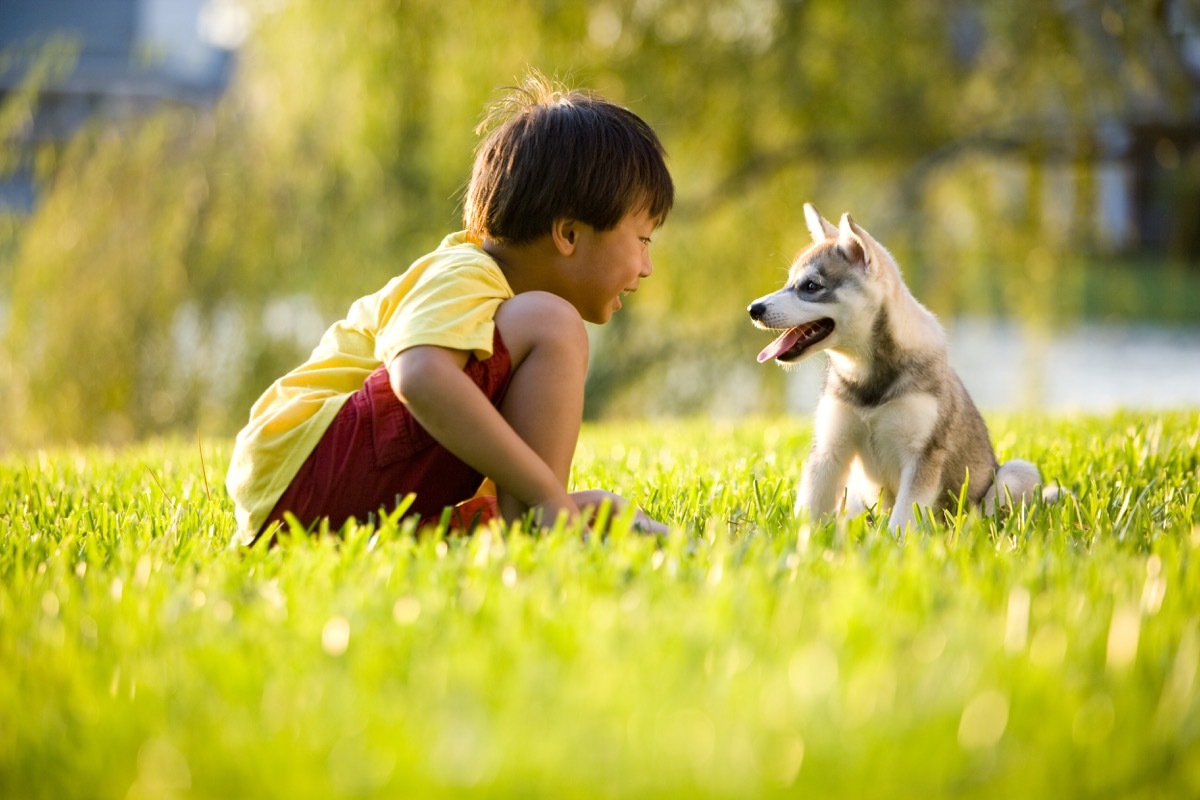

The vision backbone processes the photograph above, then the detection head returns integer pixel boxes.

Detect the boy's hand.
[570,489,668,535]
[526,492,583,529]
[629,507,670,535]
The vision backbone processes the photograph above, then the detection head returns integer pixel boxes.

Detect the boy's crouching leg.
[493,292,590,520]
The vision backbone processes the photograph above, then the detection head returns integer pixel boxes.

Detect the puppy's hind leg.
[982,459,1042,515]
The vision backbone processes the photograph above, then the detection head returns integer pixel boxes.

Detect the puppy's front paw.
[887,506,917,534]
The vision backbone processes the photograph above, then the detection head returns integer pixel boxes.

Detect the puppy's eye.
[800,280,823,293]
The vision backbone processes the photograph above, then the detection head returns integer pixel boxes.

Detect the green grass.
[3,411,1199,798]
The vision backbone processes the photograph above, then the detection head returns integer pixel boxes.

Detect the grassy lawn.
[2,411,1199,798]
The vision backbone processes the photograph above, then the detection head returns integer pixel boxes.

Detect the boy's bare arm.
[389,345,580,523]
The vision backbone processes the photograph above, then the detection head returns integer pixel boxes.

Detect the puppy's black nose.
[748,301,766,321]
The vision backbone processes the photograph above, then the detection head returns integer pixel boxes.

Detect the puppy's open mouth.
[757,319,835,363]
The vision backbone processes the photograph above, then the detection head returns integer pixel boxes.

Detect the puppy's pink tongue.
[757,327,803,363]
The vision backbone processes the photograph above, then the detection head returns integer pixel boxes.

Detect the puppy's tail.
[982,459,1061,515]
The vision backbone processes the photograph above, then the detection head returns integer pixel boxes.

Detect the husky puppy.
[749,204,1045,531]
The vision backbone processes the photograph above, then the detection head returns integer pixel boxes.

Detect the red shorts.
[260,330,511,540]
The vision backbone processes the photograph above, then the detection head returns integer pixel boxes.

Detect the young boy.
[225,72,674,546]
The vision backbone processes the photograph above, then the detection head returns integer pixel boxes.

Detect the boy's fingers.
[632,512,669,535]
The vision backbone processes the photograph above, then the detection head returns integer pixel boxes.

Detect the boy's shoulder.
[368,232,510,305]
[435,230,486,254]
[415,231,502,283]
[416,231,498,276]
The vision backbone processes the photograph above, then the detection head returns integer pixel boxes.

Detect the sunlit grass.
[3,411,1199,798]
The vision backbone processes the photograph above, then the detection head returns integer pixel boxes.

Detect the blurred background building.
[0,0,241,211]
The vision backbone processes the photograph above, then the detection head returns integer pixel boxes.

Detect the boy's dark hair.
[463,72,674,245]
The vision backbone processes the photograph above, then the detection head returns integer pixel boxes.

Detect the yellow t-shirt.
[225,232,514,545]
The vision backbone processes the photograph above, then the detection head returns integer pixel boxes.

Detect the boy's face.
[562,208,658,324]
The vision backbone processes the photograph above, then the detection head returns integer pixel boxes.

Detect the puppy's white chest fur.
[849,393,940,491]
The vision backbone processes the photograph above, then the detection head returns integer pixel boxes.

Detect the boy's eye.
[640,237,652,246]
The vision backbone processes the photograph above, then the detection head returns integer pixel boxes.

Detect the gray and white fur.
[749,203,1050,531]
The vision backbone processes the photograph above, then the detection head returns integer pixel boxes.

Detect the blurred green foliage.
[1,0,1197,445]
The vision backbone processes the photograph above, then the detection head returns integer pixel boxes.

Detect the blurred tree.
[1,0,1197,444]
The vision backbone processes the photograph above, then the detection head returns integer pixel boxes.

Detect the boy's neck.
[482,235,563,296]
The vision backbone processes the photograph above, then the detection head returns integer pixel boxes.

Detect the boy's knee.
[496,291,589,365]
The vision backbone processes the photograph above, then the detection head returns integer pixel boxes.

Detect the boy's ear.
[551,218,578,256]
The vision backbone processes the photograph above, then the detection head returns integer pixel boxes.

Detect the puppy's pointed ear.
[804,203,838,244]
[837,213,870,270]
